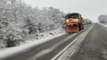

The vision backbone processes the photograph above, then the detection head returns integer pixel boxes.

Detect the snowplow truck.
[64,13,84,33]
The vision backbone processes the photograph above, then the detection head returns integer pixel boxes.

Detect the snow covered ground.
[99,23,107,27]
[0,28,65,59]
[20,28,65,45]
[103,24,107,27]
[99,23,107,31]
[0,27,65,48]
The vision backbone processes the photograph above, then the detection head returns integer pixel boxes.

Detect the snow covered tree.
[98,15,107,24]
[84,18,92,24]
[0,0,65,47]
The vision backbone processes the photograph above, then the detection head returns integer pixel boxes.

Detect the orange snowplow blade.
[70,26,80,32]
[65,26,80,33]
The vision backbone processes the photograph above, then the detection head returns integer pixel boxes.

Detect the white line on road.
[29,33,77,60]
[51,24,94,60]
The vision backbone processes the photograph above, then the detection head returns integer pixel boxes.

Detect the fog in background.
[23,0,107,22]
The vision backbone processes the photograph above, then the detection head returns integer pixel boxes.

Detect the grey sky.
[23,0,107,22]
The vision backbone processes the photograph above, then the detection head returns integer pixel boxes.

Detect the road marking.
[28,48,53,60]
[29,33,77,60]
[51,24,94,60]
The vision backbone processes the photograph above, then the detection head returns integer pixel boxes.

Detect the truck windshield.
[65,13,81,19]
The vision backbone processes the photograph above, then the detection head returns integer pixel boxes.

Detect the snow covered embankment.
[22,28,66,45]
[0,28,65,59]
[99,23,107,30]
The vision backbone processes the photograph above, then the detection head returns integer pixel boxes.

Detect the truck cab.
[64,13,84,33]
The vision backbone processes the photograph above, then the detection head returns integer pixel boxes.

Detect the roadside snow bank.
[0,28,65,48]
[99,23,107,27]
[21,28,65,45]
[103,25,107,27]
[98,23,107,31]
[0,29,65,59]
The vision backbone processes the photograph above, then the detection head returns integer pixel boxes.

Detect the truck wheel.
[81,24,84,29]
[78,24,82,31]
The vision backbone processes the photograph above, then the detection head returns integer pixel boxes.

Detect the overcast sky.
[23,0,107,22]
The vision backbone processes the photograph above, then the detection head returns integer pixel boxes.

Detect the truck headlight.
[73,19,78,22]
[66,19,73,25]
